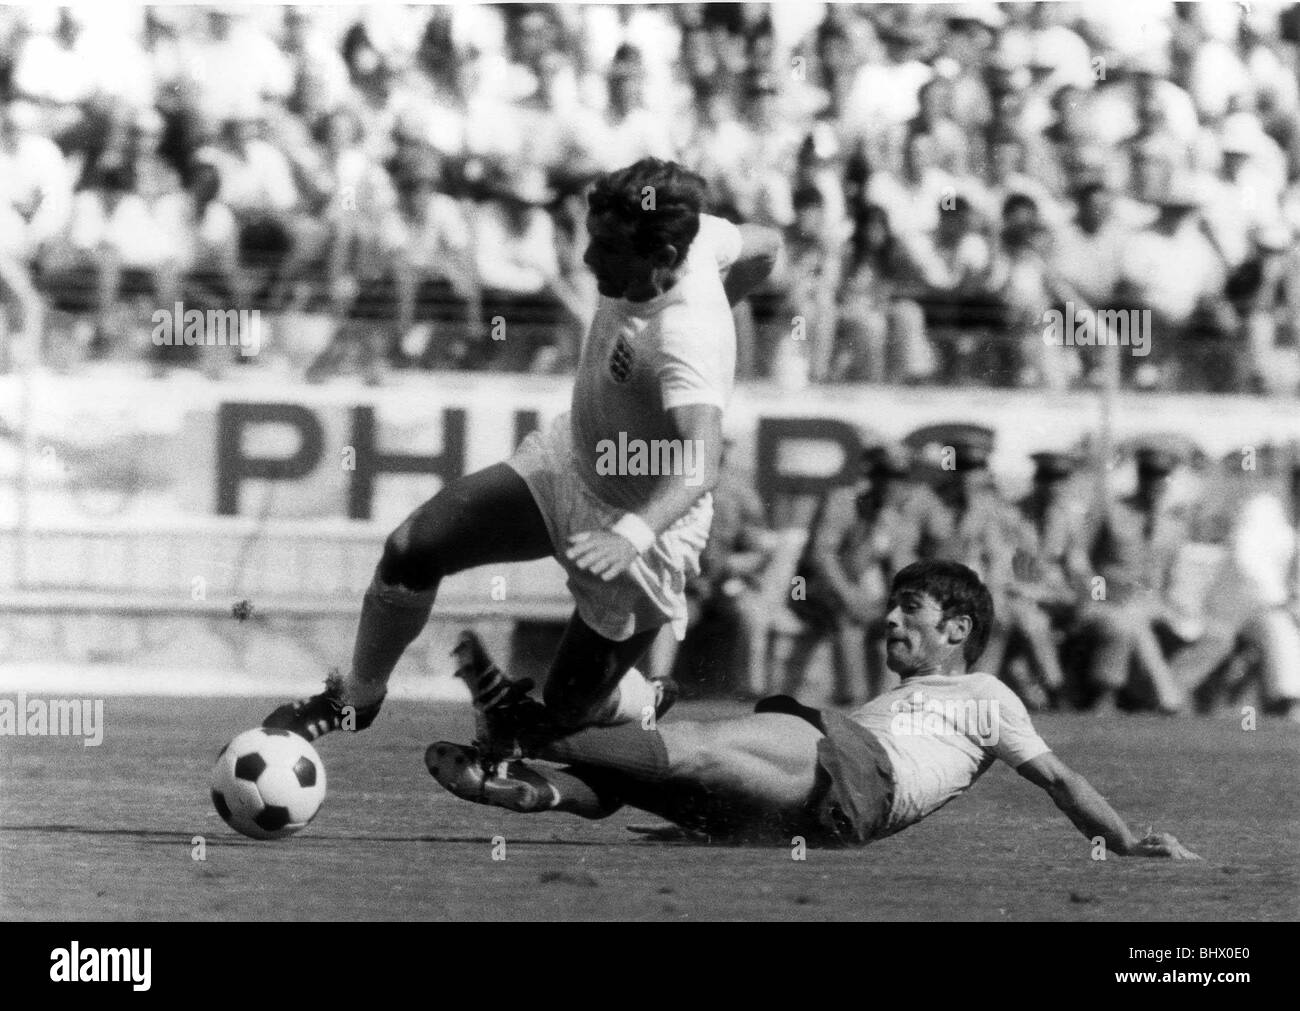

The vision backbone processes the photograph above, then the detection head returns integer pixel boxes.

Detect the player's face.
[883,589,961,676]
[583,212,669,300]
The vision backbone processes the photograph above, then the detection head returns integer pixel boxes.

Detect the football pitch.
[2,697,1297,921]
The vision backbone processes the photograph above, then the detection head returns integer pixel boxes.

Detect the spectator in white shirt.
[803,17,863,130]
[179,8,293,127]
[991,194,1077,389]
[837,203,935,383]
[154,162,241,287]
[1037,85,1105,193]
[379,150,478,369]
[64,167,165,270]
[196,116,297,218]
[898,193,999,383]
[1184,494,1300,722]
[1118,179,1233,389]
[149,162,246,372]
[840,20,932,158]
[471,163,563,371]
[676,77,748,196]
[773,186,843,382]
[11,8,95,133]
[723,69,807,229]
[277,105,394,307]
[515,49,594,187]
[1088,52,1200,150]
[978,128,1068,231]
[1051,175,1133,311]
[472,174,558,295]
[577,44,676,171]
[866,130,957,241]
[130,109,182,206]
[42,165,168,358]
[279,7,352,116]
[195,114,300,296]
[1120,184,1224,328]
[0,100,72,262]
[898,76,972,177]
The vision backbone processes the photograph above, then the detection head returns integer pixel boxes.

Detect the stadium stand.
[2,3,1300,391]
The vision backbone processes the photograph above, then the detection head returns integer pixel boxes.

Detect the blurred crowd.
[4,3,1300,390]
[671,432,1300,720]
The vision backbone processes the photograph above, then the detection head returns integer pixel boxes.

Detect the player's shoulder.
[653,294,730,350]
[653,297,709,338]
[694,213,743,246]
[690,213,745,268]
[961,672,1031,712]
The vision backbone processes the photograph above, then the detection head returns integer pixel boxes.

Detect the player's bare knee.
[377,522,439,593]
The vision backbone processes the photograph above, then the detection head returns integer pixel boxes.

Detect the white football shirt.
[569,213,742,512]
[851,672,1051,836]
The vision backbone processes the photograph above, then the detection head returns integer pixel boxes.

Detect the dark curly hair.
[586,158,708,268]
[891,560,994,666]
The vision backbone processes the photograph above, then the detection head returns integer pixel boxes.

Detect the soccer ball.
[211,728,326,840]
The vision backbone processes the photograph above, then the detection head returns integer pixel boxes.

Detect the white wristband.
[610,513,657,554]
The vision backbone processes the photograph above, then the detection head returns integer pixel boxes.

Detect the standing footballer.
[265,159,782,762]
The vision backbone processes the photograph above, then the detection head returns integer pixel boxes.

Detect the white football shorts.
[507,414,712,642]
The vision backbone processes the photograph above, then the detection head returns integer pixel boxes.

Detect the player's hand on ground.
[567,530,640,581]
[1130,831,1201,860]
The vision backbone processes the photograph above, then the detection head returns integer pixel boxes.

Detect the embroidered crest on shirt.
[609,335,634,383]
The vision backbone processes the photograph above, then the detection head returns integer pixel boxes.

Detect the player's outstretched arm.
[722,225,783,307]
[1016,752,1201,859]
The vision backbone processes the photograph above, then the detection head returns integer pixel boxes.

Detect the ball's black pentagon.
[262,727,292,737]
[211,789,232,823]
[234,752,267,781]
[293,755,317,788]
[255,805,291,832]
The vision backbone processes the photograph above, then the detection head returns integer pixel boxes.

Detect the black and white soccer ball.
[211,728,326,840]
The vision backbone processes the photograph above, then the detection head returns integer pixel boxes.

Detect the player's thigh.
[380,463,552,588]
[542,612,660,711]
[661,714,824,807]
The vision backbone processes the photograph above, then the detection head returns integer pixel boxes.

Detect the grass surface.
[1,697,1297,921]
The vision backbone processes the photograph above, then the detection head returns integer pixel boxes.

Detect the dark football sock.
[469,664,513,708]
[531,723,671,782]
[346,577,436,706]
